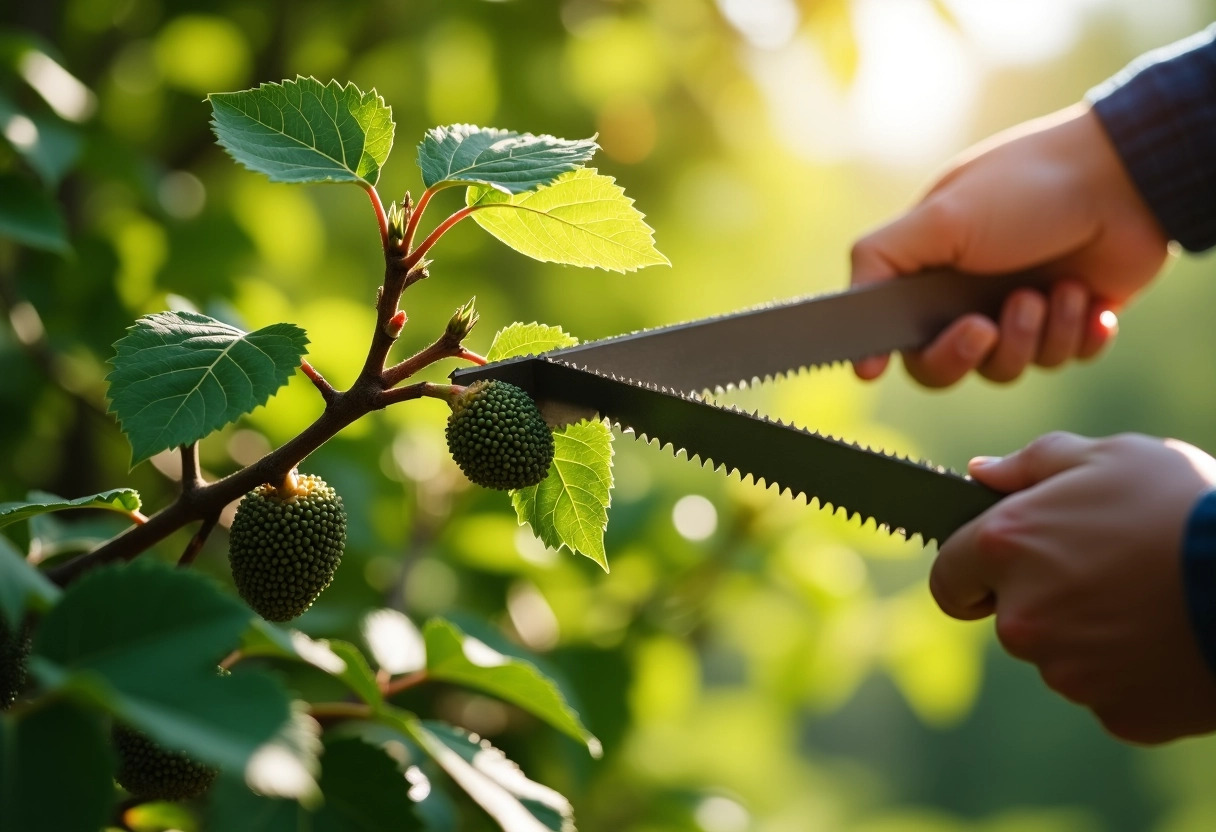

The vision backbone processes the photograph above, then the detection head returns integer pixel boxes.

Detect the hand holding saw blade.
[451,269,1056,545]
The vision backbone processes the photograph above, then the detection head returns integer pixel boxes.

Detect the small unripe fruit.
[228,473,346,622]
[446,380,554,490]
[0,617,31,710]
[113,723,218,801]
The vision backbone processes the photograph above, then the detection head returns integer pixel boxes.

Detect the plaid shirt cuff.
[1087,25,1216,253]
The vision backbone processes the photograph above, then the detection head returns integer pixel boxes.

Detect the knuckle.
[994,612,1041,661]
[1038,663,1092,704]
[921,196,961,238]
[974,509,1022,564]
[1024,430,1075,462]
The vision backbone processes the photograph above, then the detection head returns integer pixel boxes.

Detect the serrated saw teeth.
[515,359,1000,545]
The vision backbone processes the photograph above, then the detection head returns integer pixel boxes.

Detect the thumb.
[850,196,969,287]
[850,197,972,380]
[969,431,1095,493]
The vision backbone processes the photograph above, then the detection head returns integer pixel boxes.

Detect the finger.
[853,354,891,379]
[931,518,997,621]
[1078,305,1118,360]
[968,431,1094,492]
[1036,281,1089,367]
[849,196,965,287]
[978,290,1046,382]
[902,315,999,387]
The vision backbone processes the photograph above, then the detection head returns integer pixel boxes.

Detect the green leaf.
[32,561,291,770]
[485,323,578,363]
[0,488,141,530]
[106,310,309,466]
[512,420,614,571]
[466,168,668,273]
[0,535,60,631]
[0,172,68,253]
[418,125,597,194]
[0,701,114,832]
[209,77,394,186]
[207,736,422,831]
[424,619,599,756]
[388,714,573,832]
[241,620,384,708]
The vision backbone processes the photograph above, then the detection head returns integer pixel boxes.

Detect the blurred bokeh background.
[3,1,1216,830]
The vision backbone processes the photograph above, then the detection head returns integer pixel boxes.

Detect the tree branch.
[47,384,376,586]
[180,442,203,496]
[404,205,481,270]
[177,514,218,568]
[363,183,390,252]
[378,381,450,408]
[300,359,338,405]
[384,337,475,387]
[402,186,437,254]
[381,669,428,698]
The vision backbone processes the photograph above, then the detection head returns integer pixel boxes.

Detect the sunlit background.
[4,0,1216,830]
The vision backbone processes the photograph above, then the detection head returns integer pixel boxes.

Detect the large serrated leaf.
[419,125,598,194]
[209,77,394,186]
[424,619,599,755]
[32,561,291,770]
[385,713,574,832]
[106,310,308,466]
[0,488,141,530]
[512,420,613,571]
[467,168,669,273]
[0,701,113,832]
[486,323,578,363]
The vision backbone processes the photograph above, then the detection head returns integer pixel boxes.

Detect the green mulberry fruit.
[113,723,218,801]
[0,617,31,710]
[446,380,554,490]
[228,472,346,622]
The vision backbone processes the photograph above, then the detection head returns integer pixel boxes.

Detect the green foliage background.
[3,1,1216,830]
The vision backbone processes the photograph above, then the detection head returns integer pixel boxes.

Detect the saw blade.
[469,269,1053,395]
[520,360,1001,544]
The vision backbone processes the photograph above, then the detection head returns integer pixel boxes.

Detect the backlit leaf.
[467,168,668,273]
[512,420,614,571]
[485,323,578,363]
[0,488,141,530]
[106,310,308,466]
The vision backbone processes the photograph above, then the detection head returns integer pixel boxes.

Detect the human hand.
[934,431,1216,743]
[851,104,1170,386]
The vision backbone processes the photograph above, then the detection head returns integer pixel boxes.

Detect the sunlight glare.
[717,0,799,50]
[944,0,1103,65]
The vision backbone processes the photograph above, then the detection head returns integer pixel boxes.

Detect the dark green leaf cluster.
[0,616,31,709]
[228,474,347,622]
[112,723,218,801]
[446,380,554,490]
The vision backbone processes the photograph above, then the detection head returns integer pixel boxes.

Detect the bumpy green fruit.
[0,617,31,710]
[446,380,554,490]
[113,723,218,801]
[228,473,346,622]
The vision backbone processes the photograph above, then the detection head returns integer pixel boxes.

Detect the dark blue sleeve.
[1086,25,1216,252]
[1183,490,1216,675]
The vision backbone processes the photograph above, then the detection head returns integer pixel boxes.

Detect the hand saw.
[450,269,1055,545]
